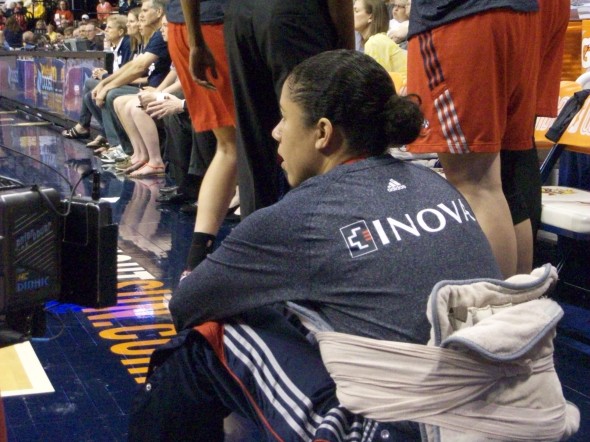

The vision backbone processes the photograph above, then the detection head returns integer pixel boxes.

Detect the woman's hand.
[189,45,217,91]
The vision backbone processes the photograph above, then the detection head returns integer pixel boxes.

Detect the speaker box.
[60,197,118,308]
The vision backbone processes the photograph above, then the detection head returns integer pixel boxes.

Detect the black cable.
[31,304,67,342]
[0,141,74,192]
[31,168,94,217]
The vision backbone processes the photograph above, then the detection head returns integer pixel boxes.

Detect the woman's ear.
[315,117,343,153]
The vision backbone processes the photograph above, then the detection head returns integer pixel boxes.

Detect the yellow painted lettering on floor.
[99,324,176,340]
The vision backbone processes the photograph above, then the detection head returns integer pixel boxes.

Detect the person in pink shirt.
[96,0,113,25]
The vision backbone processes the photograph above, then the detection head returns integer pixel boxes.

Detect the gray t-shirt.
[171,156,501,343]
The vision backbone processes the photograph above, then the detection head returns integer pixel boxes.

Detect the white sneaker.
[100,145,128,164]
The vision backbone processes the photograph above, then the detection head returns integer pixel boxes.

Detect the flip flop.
[129,163,166,178]
[62,126,90,139]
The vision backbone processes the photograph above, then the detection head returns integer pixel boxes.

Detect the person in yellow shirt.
[354,0,407,82]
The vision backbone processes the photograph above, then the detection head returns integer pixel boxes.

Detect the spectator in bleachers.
[53,0,73,30]
[3,16,23,48]
[33,19,46,35]
[79,13,90,26]
[387,0,409,49]
[97,0,113,25]
[21,29,35,48]
[61,25,73,39]
[354,0,407,80]
[12,2,29,31]
[83,20,104,50]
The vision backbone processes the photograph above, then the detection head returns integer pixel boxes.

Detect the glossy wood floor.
[0,107,588,441]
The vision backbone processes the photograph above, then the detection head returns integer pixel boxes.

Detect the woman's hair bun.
[382,94,424,147]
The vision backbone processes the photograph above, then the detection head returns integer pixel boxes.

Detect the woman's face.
[353,0,372,34]
[127,13,139,36]
[391,1,409,22]
[273,81,323,188]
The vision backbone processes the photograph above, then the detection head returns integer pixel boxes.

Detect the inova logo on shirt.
[340,199,476,258]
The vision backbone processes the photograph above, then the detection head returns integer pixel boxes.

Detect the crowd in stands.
[0,0,122,50]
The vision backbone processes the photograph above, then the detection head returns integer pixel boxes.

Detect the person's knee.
[439,152,502,194]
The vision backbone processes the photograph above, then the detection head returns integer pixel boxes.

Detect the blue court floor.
[0,107,588,441]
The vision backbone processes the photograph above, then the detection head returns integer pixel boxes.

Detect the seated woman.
[110,16,174,177]
[355,0,407,81]
[128,50,501,441]
[387,0,410,49]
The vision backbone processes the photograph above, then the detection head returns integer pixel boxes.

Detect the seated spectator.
[61,13,132,145]
[387,0,409,49]
[21,30,35,49]
[3,16,23,49]
[61,25,73,39]
[33,32,49,48]
[354,0,407,81]
[80,13,90,26]
[111,16,174,177]
[110,23,172,178]
[11,1,29,31]
[127,49,501,441]
[33,19,46,35]
[83,20,104,50]
[96,0,113,25]
[53,0,74,30]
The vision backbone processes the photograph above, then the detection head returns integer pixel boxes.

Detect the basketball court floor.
[0,107,588,441]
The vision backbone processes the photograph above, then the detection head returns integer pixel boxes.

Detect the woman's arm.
[170,205,310,331]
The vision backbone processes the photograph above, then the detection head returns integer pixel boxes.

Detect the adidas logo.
[387,179,406,192]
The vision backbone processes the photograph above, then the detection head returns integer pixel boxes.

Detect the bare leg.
[438,152,517,278]
[114,95,147,164]
[128,106,166,176]
[194,126,238,235]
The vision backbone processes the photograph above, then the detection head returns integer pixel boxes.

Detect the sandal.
[122,161,147,174]
[62,126,90,139]
[129,163,166,178]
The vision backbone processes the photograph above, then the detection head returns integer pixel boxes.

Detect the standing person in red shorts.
[166,0,238,276]
[406,0,569,277]
[185,0,354,219]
